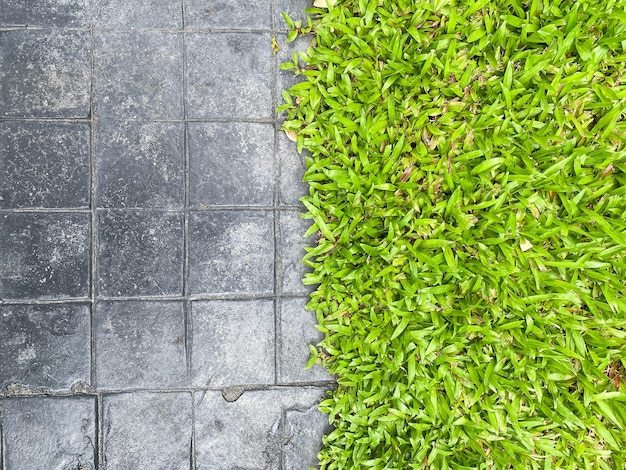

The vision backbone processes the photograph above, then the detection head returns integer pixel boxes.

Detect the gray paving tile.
[0,121,90,209]
[194,388,326,470]
[278,131,309,207]
[188,211,274,295]
[191,300,274,387]
[274,0,312,29]
[284,399,331,470]
[102,392,192,470]
[97,210,184,297]
[0,30,90,118]
[93,0,182,29]
[194,390,281,470]
[186,32,272,119]
[280,211,314,294]
[96,301,187,389]
[0,213,90,300]
[0,0,88,27]
[275,33,310,102]
[0,396,96,470]
[185,0,270,30]
[94,32,183,119]
[279,297,331,384]
[188,122,274,207]
[96,120,184,209]
[0,303,90,392]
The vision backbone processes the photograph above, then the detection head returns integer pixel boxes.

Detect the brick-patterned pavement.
[0,0,334,468]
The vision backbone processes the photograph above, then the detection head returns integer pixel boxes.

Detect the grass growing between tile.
[280,0,626,468]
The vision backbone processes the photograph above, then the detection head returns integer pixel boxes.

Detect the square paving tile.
[93,0,182,29]
[185,0,270,30]
[279,297,331,384]
[0,0,88,27]
[0,397,96,470]
[277,126,309,207]
[0,213,90,300]
[280,211,314,294]
[0,30,90,118]
[191,300,274,387]
[0,121,90,209]
[186,33,272,119]
[0,303,90,392]
[188,211,274,295]
[284,396,332,470]
[194,390,282,470]
[188,122,274,207]
[96,120,184,209]
[194,388,326,470]
[94,32,183,119]
[102,392,192,470]
[97,210,184,297]
[96,301,187,389]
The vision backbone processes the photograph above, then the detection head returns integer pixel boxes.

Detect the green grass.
[279,0,626,468]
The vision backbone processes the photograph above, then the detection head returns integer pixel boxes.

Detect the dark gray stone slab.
[194,390,282,470]
[0,30,90,118]
[96,301,187,389]
[194,388,327,470]
[0,397,96,469]
[278,131,309,207]
[0,121,90,209]
[0,213,90,300]
[279,297,331,384]
[95,301,188,389]
[93,0,182,29]
[94,32,183,119]
[102,392,192,470]
[186,33,272,119]
[284,397,331,470]
[280,211,314,294]
[97,210,184,297]
[185,0,270,30]
[188,211,274,295]
[0,0,87,27]
[96,120,184,209]
[191,300,274,387]
[188,122,274,207]
[0,303,90,391]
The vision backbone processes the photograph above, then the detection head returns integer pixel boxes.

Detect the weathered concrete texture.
[278,131,309,206]
[185,0,271,29]
[0,30,91,118]
[0,397,96,469]
[0,121,90,209]
[194,387,328,469]
[186,33,273,119]
[102,392,192,470]
[0,213,90,300]
[94,32,183,119]
[280,211,315,294]
[274,0,312,29]
[279,297,331,384]
[97,210,184,296]
[0,0,88,27]
[93,0,182,29]
[188,121,275,207]
[96,120,184,209]
[95,301,187,389]
[284,400,332,470]
[0,303,91,391]
[188,211,274,295]
[191,300,274,387]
